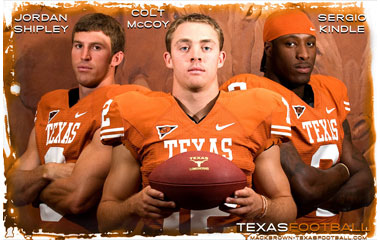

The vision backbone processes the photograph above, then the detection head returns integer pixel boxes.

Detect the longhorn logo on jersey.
[48,110,60,123]
[156,125,178,140]
[45,122,81,145]
[292,105,306,119]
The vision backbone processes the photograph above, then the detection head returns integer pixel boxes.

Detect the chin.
[186,81,206,90]
[294,74,311,84]
[78,79,102,89]
[188,87,204,92]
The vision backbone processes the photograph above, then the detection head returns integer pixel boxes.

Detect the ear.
[217,50,226,69]
[264,41,272,57]
[163,51,173,69]
[110,51,124,67]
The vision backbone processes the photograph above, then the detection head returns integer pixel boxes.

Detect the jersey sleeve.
[106,84,151,99]
[34,101,43,123]
[100,94,147,160]
[318,75,351,122]
[220,74,266,92]
[336,79,351,121]
[34,92,53,124]
[259,93,291,152]
[270,96,292,143]
[252,89,292,155]
[100,99,125,146]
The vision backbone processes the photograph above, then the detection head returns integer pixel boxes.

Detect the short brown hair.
[72,13,125,55]
[165,13,224,53]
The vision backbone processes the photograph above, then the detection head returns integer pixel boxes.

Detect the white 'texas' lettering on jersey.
[45,122,81,145]
[302,119,338,144]
[164,138,233,160]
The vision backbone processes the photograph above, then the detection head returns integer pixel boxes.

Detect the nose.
[191,57,202,62]
[190,47,202,62]
[296,43,310,61]
[80,47,91,61]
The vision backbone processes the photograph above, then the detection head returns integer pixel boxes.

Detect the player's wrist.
[127,192,144,218]
[41,164,54,181]
[256,195,268,219]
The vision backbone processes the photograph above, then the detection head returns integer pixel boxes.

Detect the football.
[148,151,247,210]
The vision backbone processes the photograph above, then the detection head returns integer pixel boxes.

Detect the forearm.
[318,170,374,212]
[39,177,102,215]
[321,120,376,212]
[7,166,50,206]
[290,164,350,216]
[281,143,349,211]
[97,195,140,232]
[261,195,297,224]
[39,129,112,215]
[322,120,376,212]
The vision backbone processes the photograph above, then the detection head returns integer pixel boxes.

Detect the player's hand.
[43,163,75,180]
[130,186,177,219]
[221,187,263,220]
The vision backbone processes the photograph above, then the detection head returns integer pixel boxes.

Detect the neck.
[291,85,306,99]
[78,73,115,99]
[264,71,305,99]
[172,81,219,121]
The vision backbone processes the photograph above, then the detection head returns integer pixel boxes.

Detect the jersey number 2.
[102,99,113,128]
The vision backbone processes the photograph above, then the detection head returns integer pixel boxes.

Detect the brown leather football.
[148,151,247,210]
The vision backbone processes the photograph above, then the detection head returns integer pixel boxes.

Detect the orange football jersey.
[33,84,149,234]
[221,74,351,225]
[100,89,291,234]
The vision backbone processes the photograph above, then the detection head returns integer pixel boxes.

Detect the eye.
[73,43,82,49]
[306,41,315,47]
[179,46,189,52]
[203,46,211,51]
[285,42,296,47]
[92,45,102,50]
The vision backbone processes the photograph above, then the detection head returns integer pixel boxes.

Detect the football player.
[7,13,149,234]
[98,13,296,235]
[220,9,374,227]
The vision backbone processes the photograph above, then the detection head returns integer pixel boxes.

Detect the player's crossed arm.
[39,128,112,215]
[318,120,374,212]
[7,128,74,206]
[280,141,351,217]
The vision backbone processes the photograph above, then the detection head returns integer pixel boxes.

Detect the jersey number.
[102,99,113,128]
[227,81,247,91]
[39,147,66,222]
[311,144,339,217]
[163,207,230,234]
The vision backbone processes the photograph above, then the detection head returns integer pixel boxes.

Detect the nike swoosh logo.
[75,112,87,118]
[310,27,315,31]
[326,107,335,114]
[216,123,235,131]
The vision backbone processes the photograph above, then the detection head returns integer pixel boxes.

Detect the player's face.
[270,33,316,88]
[164,22,226,92]
[71,31,114,88]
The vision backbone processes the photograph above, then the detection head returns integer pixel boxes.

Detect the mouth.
[295,63,313,74]
[77,65,92,72]
[188,67,205,75]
